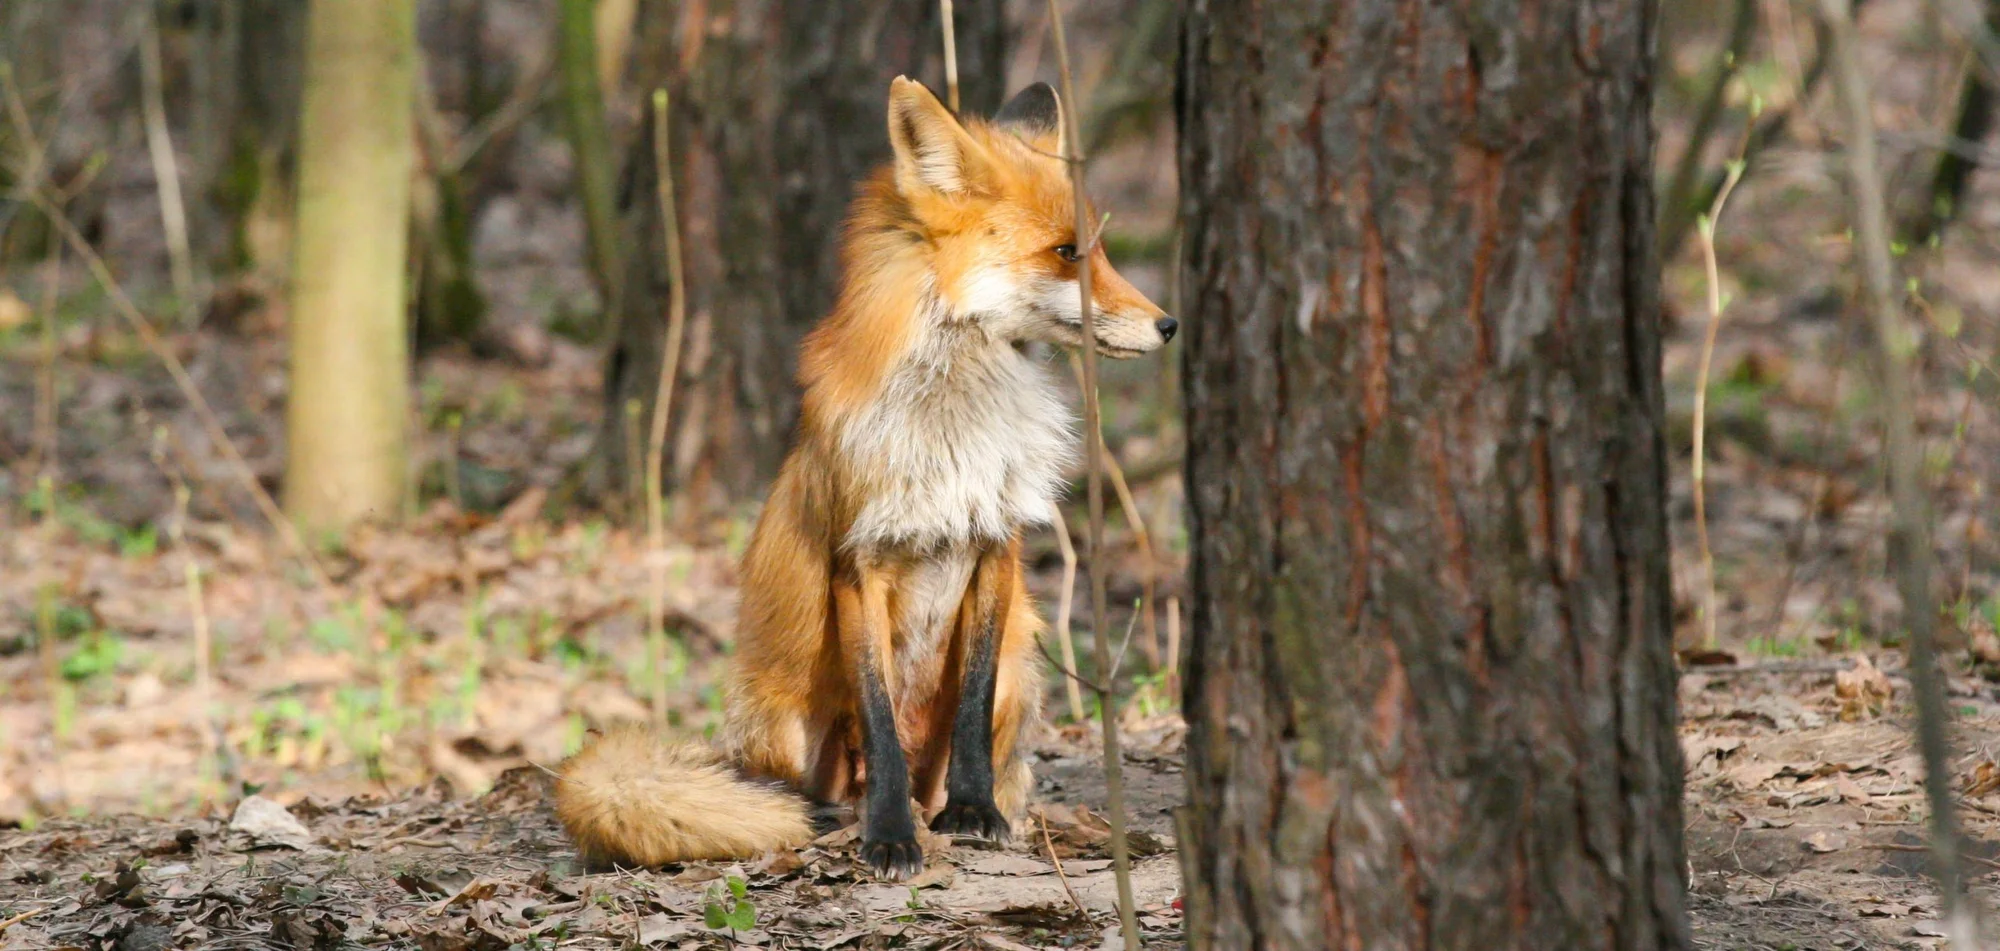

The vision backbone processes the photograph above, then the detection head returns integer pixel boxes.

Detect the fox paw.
[859,836,925,881]
[929,801,1011,844]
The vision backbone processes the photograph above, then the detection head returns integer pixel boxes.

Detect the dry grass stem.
[1691,132,1750,651]
[139,12,199,329]
[1049,506,1088,723]
[939,0,960,113]
[645,88,691,721]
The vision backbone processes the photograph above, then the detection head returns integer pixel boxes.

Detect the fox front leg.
[929,538,1016,844]
[836,566,925,880]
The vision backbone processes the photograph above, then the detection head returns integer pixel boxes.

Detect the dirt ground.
[0,727,1193,951]
[12,669,2000,950]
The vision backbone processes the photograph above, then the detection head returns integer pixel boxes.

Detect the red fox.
[554,78,1175,879]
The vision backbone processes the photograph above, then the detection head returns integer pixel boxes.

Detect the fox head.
[884,77,1176,358]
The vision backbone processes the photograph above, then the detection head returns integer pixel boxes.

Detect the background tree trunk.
[559,0,624,334]
[1176,1,1688,948]
[283,0,417,535]
[596,0,1011,512]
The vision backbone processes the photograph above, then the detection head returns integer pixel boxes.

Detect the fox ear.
[995,82,1064,154]
[887,76,982,196]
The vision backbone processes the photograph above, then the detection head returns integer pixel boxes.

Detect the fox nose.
[1155,317,1178,343]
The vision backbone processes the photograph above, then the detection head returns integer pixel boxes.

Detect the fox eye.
[1052,244,1080,263]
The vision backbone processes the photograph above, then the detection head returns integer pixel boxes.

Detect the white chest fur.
[838,329,1075,554]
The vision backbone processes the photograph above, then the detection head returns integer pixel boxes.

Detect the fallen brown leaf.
[1804,830,1847,853]
[1968,761,2000,799]
[1835,655,1892,721]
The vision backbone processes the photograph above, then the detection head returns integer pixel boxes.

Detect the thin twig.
[1660,0,1755,254]
[1049,506,1088,722]
[139,11,200,329]
[644,88,690,722]
[1660,3,1856,261]
[1038,812,1089,917]
[1046,3,1141,947]
[151,430,222,797]
[1819,1,1984,945]
[26,204,67,811]
[1902,0,2000,246]
[939,0,959,113]
[0,61,51,214]
[0,908,42,933]
[1691,120,1752,650]
[1107,600,1142,683]
[1069,354,1158,669]
[1164,595,1182,698]
[1865,842,2000,873]
[1762,332,1853,645]
[1689,659,1860,676]
[30,238,60,491]
[32,577,67,812]
[449,55,554,173]
[1036,634,1111,698]
[26,192,335,593]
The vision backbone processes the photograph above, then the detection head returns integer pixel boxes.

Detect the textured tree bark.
[283,0,416,534]
[200,0,307,327]
[597,0,1010,510]
[559,0,625,333]
[1176,1,1689,949]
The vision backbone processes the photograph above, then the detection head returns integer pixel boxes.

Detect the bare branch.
[1046,2,1142,946]
[1070,355,1159,669]
[1659,0,1755,257]
[1819,0,1984,945]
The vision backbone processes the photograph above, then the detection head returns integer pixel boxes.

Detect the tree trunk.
[283,0,417,535]
[596,0,1010,511]
[1176,1,1688,949]
[202,0,308,330]
[559,0,624,334]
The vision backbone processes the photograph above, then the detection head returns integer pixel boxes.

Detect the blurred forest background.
[0,0,1189,820]
[8,0,2000,895]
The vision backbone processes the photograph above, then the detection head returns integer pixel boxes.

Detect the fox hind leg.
[991,578,1043,825]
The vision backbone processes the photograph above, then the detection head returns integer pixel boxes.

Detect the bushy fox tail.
[553,725,817,867]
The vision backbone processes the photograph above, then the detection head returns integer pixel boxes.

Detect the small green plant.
[1825,625,1867,654]
[61,631,123,681]
[1743,635,1803,659]
[117,524,159,559]
[307,607,360,653]
[50,681,76,740]
[47,601,94,641]
[577,518,609,563]
[1130,670,1174,717]
[703,875,757,933]
[895,886,926,922]
[489,615,525,658]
